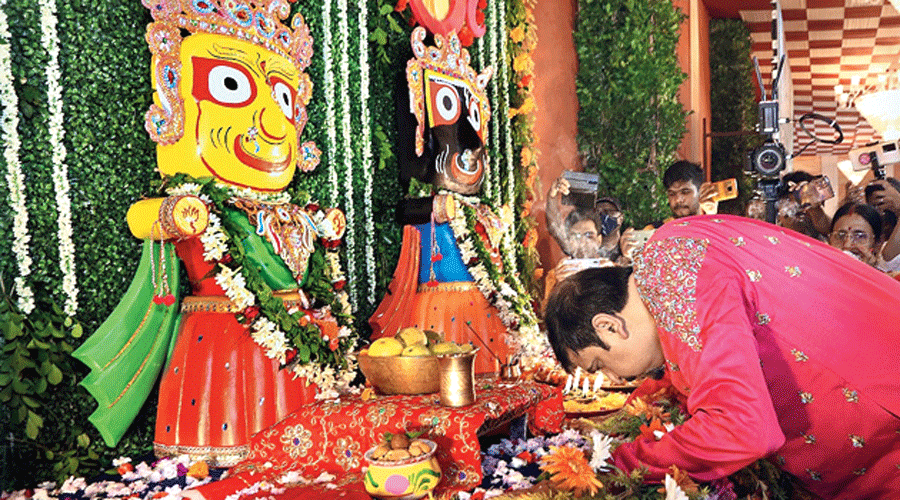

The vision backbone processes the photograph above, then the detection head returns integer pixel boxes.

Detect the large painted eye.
[467,97,481,133]
[192,57,257,107]
[208,65,252,104]
[427,78,462,127]
[271,78,295,121]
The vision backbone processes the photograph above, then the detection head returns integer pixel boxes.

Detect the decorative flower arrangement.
[0,3,34,314]
[466,388,798,500]
[356,0,376,306]
[0,455,220,500]
[162,175,359,398]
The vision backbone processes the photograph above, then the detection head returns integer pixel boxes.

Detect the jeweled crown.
[406,26,492,157]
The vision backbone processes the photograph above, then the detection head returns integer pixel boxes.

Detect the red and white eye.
[270,77,296,122]
[192,57,257,107]
[467,96,482,134]
[428,80,461,126]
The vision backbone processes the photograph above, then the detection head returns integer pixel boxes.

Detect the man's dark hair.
[544,266,633,371]
[830,202,883,242]
[663,160,703,190]
[564,207,601,233]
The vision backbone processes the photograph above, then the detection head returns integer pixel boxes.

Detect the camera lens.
[752,143,786,177]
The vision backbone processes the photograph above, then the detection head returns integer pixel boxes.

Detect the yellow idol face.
[157,34,303,191]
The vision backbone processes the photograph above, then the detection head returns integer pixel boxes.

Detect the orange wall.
[532,0,580,274]
[531,0,711,273]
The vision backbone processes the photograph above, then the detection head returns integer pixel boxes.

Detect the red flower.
[516,451,534,463]
[476,10,485,25]
[458,26,474,47]
[284,349,297,363]
[518,74,533,88]
[394,0,408,11]
[220,254,233,264]
[639,417,667,441]
[243,306,260,321]
[117,463,134,475]
[478,0,487,8]
[333,280,346,291]
[306,202,320,212]
[329,336,340,351]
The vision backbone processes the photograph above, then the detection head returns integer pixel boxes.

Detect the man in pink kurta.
[545,214,900,499]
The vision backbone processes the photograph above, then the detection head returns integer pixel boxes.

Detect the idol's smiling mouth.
[232,134,292,173]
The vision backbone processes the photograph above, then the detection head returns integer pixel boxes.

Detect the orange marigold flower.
[539,445,603,497]
[657,466,699,495]
[639,417,667,441]
[510,26,526,43]
[188,460,209,479]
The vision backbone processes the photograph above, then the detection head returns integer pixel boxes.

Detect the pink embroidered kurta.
[613,214,900,499]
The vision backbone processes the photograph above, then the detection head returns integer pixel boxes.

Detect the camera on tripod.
[749,141,787,179]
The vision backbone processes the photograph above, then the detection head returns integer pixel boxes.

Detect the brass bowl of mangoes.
[358,327,474,395]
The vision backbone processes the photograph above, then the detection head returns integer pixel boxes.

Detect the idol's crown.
[143,0,313,70]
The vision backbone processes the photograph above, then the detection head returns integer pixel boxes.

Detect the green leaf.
[48,363,63,385]
[77,433,91,448]
[26,410,43,439]
[71,323,83,338]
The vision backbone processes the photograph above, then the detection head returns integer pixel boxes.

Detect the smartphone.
[711,178,738,202]
[793,175,834,206]
[623,229,654,260]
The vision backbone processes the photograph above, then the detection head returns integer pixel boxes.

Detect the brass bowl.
[358,352,440,395]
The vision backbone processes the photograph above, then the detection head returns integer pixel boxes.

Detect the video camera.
[849,140,900,180]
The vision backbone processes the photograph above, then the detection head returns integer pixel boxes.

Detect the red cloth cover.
[196,378,563,500]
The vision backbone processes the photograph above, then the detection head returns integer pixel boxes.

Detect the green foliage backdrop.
[0,0,536,487]
[709,18,763,215]
[574,0,688,228]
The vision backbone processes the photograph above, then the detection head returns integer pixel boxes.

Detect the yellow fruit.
[401,344,431,357]
[431,341,461,355]
[395,326,426,347]
[458,342,475,353]
[368,337,404,357]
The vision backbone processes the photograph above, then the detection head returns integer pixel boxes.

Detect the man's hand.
[868,179,900,214]
[698,182,719,215]
[548,176,570,199]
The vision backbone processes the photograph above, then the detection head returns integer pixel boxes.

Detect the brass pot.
[436,348,479,407]
[358,352,441,395]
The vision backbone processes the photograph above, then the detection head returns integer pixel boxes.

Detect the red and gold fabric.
[196,378,563,500]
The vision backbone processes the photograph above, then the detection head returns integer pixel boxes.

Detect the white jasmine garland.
[198,213,228,261]
[487,0,500,207]
[0,1,34,314]
[40,0,78,315]
[214,264,255,309]
[336,0,357,311]
[357,0,375,305]
[321,0,338,206]
[249,316,289,363]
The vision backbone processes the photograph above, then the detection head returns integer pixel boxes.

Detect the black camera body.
[749,141,787,179]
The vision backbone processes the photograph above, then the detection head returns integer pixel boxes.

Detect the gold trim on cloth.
[154,442,248,468]
[416,281,477,293]
[181,290,309,313]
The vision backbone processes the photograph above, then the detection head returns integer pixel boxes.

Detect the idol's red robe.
[614,215,900,498]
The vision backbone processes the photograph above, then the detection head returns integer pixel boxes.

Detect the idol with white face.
[156,33,308,192]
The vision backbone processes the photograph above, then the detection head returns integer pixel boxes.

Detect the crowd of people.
[545,160,900,286]
[541,160,900,498]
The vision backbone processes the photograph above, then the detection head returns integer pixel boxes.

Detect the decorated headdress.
[142,0,314,145]
[406,26,492,157]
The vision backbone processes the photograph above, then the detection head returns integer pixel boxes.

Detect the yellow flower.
[513,53,531,73]
[510,26,526,43]
[187,460,209,479]
[539,445,603,496]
